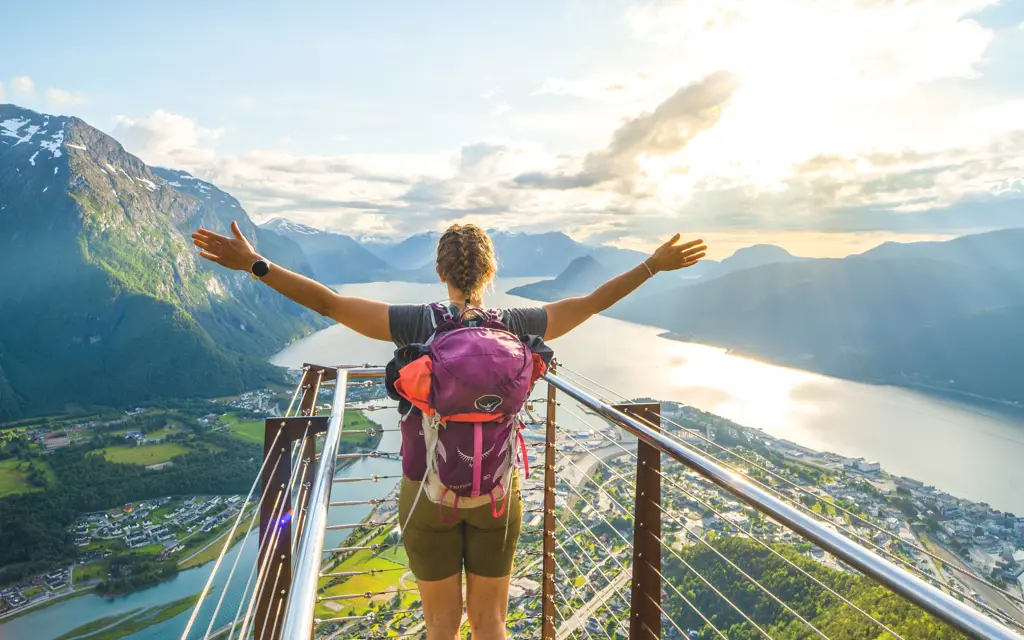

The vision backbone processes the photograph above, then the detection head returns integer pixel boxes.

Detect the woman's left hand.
[647,234,707,273]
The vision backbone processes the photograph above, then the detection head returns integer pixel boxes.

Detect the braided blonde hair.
[436,224,497,304]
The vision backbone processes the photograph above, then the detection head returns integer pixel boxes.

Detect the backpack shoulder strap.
[426,303,458,345]
[428,303,453,327]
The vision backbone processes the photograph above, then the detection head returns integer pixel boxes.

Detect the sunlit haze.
[2,0,1022,258]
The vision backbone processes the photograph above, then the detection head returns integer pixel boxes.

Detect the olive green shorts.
[398,475,523,581]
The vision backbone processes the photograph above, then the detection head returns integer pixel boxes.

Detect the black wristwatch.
[250,259,270,280]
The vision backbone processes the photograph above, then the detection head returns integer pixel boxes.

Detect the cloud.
[514,70,739,192]
[534,71,659,102]
[114,103,1022,244]
[480,88,513,117]
[48,88,84,108]
[11,75,34,94]
[105,0,1024,250]
[112,109,224,168]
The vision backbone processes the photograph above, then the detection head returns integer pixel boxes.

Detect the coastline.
[657,331,1024,415]
[0,586,95,622]
[502,282,1024,415]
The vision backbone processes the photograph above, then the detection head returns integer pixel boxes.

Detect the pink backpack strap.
[471,422,483,497]
[438,487,460,524]
[517,429,529,480]
[489,480,510,519]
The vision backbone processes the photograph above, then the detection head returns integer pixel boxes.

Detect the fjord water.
[273,278,1024,516]
[4,277,1022,639]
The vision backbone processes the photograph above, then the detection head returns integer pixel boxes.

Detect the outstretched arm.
[192,222,391,341]
[543,235,706,341]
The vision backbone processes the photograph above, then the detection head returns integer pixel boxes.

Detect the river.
[5,276,1023,639]
[0,420,404,640]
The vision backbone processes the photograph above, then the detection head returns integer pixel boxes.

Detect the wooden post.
[616,402,662,640]
[255,365,333,640]
[541,377,558,640]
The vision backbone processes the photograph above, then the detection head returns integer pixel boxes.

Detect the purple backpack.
[387,304,550,525]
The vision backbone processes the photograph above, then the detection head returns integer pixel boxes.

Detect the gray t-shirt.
[389,304,547,347]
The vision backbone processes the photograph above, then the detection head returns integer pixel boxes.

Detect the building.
[44,431,70,451]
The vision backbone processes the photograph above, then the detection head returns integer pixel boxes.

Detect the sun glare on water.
[662,341,826,433]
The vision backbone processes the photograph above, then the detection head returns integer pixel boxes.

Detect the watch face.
[252,260,270,277]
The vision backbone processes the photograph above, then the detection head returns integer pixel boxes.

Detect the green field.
[22,587,43,597]
[377,542,409,566]
[73,562,108,583]
[93,443,191,466]
[315,529,410,618]
[220,412,265,445]
[341,412,378,442]
[0,458,54,498]
[146,425,182,439]
[225,420,264,444]
[222,409,378,446]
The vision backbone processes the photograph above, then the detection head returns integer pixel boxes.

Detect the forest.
[664,536,965,639]
[0,433,261,585]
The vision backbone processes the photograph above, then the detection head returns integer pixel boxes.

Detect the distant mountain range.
[0,104,326,420]
[508,243,806,301]
[510,228,1024,404]
[258,219,660,283]
[262,217,393,283]
[626,230,1024,403]
[3,101,1020,417]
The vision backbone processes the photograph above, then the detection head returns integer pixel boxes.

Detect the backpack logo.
[475,394,503,412]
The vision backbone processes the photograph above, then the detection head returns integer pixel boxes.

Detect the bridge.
[177,363,1024,639]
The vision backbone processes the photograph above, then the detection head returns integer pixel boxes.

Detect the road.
[561,442,637,511]
[922,535,1024,628]
[555,571,630,638]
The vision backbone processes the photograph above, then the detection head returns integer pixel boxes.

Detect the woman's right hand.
[192,221,262,271]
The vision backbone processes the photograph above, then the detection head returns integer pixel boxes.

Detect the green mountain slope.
[0,104,325,420]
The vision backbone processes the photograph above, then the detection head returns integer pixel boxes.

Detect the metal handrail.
[278,366,1022,640]
[279,366,387,638]
[279,368,350,638]
[543,372,1024,640]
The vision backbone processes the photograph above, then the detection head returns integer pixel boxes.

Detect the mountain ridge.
[608,229,1024,403]
[262,218,670,281]
[254,216,392,284]
[0,104,325,420]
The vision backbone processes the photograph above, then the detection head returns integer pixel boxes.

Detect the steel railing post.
[617,402,662,639]
[541,377,558,640]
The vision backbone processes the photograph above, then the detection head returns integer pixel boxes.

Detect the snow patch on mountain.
[262,218,322,235]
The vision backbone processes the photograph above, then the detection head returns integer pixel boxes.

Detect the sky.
[2,0,1023,258]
